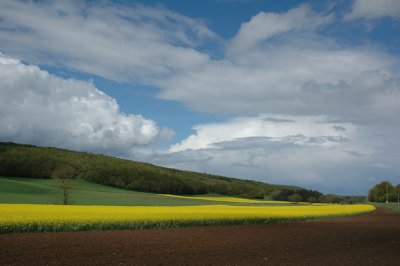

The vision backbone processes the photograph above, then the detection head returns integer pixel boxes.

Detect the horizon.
[0,0,399,195]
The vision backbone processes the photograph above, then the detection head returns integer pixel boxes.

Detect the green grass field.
[0,177,290,206]
[372,202,400,212]
[0,177,225,206]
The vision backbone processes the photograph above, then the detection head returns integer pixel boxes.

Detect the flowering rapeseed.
[0,203,375,233]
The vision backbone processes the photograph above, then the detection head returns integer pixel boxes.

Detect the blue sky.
[0,0,399,194]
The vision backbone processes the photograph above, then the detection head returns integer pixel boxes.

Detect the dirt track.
[1,208,399,266]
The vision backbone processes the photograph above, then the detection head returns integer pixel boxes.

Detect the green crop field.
[0,177,291,206]
[0,177,225,206]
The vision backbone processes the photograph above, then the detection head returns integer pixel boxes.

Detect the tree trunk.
[63,190,69,205]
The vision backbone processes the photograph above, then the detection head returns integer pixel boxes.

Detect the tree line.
[368,181,400,202]
[271,188,366,204]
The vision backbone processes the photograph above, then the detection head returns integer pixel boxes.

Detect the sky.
[0,0,399,195]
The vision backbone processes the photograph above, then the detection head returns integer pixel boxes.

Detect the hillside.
[0,177,293,206]
[0,142,298,198]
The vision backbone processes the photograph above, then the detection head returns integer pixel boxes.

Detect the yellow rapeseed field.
[160,194,291,204]
[0,203,375,233]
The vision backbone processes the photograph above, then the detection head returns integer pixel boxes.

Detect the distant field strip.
[0,204,375,233]
[161,194,291,204]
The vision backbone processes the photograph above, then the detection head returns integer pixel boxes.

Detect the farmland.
[0,203,375,233]
[0,177,219,206]
[0,174,396,266]
[0,177,391,266]
[1,208,399,266]
[0,178,374,233]
[0,177,376,233]
[161,194,292,204]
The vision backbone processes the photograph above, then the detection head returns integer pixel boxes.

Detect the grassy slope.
[0,177,221,206]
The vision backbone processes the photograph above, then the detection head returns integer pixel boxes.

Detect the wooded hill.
[0,142,298,199]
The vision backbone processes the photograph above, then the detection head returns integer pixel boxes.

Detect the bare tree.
[288,193,302,204]
[51,164,79,205]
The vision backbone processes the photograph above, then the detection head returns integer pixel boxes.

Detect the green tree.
[368,181,395,203]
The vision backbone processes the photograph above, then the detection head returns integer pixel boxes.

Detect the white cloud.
[154,5,400,124]
[0,53,165,155]
[158,38,399,123]
[1,2,398,125]
[345,0,400,20]
[227,5,333,55]
[170,114,355,152]
[0,0,216,82]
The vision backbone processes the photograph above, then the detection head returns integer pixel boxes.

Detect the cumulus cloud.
[345,0,400,20]
[0,53,165,155]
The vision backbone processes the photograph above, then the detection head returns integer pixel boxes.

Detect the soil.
[1,208,399,266]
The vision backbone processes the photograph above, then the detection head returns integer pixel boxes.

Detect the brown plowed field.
[1,208,399,266]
